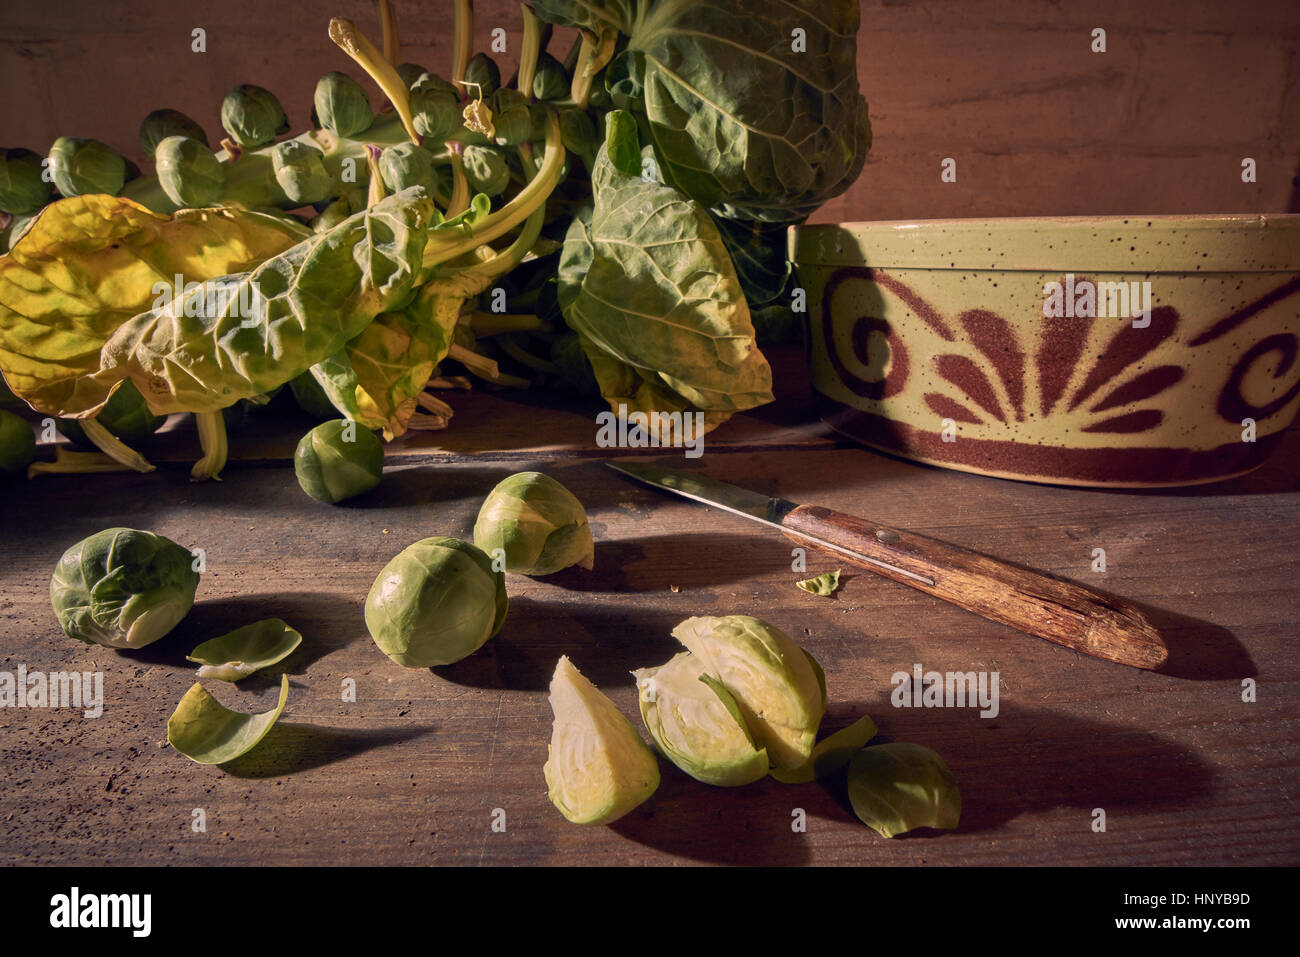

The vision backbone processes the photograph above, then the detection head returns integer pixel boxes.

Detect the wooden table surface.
[2,346,1297,866]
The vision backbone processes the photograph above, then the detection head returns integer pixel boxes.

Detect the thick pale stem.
[79,418,155,473]
[570,29,616,108]
[429,375,473,390]
[446,146,470,216]
[518,2,544,100]
[378,0,399,64]
[365,144,387,206]
[469,311,548,337]
[447,343,530,389]
[28,448,138,479]
[496,334,559,374]
[452,0,474,93]
[191,411,229,482]
[330,18,422,145]
[417,392,456,417]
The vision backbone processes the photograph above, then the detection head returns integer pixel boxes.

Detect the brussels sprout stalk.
[27,448,137,479]
[452,0,475,94]
[191,410,228,481]
[77,417,155,473]
[570,28,617,109]
[517,3,545,102]
[329,18,422,146]
[468,311,548,337]
[378,0,399,64]
[446,144,470,216]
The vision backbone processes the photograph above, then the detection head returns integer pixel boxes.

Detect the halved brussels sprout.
[0,148,53,215]
[155,135,226,208]
[0,407,36,476]
[294,419,384,504]
[365,537,508,667]
[138,109,208,158]
[313,71,373,138]
[50,527,200,649]
[472,471,594,576]
[769,714,877,784]
[186,619,302,682]
[220,84,289,148]
[847,743,962,838]
[670,615,825,770]
[48,137,127,197]
[271,140,332,206]
[168,674,289,765]
[545,655,659,825]
[634,652,768,786]
[461,145,509,196]
[58,380,166,449]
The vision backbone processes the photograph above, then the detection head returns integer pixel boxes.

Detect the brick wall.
[2,0,1297,223]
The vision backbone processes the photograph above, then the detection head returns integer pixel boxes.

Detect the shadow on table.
[218,723,434,779]
[808,699,1217,837]
[1132,599,1257,680]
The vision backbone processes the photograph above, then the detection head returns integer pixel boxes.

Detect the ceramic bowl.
[792,215,1300,486]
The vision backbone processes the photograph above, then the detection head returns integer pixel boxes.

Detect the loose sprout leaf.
[186,619,303,682]
[847,743,962,838]
[167,674,290,765]
[796,569,842,597]
[769,714,877,784]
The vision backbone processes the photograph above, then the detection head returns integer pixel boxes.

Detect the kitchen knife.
[606,460,1169,671]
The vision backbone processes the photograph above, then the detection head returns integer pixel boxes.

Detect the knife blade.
[606,460,1168,671]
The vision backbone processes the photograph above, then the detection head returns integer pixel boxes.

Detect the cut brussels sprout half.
[634,652,768,787]
[167,674,290,765]
[472,471,594,576]
[769,714,877,784]
[670,615,825,770]
[847,743,962,838]
[796,569,841,596]
[544,655,659,825]
[186,618,303,682]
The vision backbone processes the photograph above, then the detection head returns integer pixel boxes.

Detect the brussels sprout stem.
[191,410,228,481]
[518,3,544,101]
[452,0,474,95]
[496,333,559,374]
[447,344,530,389]
[378,0,399,64]
[365,144,387,206]
[329,18,422,146]
[446,144,470,216]
[468,311,548,337]
[27,448,140,479]
[570,29,617,109]
[78,417,156,473]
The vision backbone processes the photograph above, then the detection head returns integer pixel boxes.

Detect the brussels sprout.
[464,53,501,98]
[532,52,570,102]
[670,615,825,770]
[395,62,429,89]
[313,71,373,138]
[545,655,660,825]
[271,140,331,205]
[50,527,200,649]
[138,109,208,158]
[770,714,877,785]
[461,144,509,196]
[410,73,461,141]
[488,89,535,145]
[48,137,127,197]
[168,673,289,765]
[365,536,508,668]
[186,618,302,682]
[58,380,166,449]
[634,652,769,787]
[294,419,384,504]
[0,148,53,215]
[310,197,351,233]
[220,84,289,149]
[549,333,599,396]
[378,142,437,194]
[0,407,36,476]
[847,743,962,838]
[473,471,594,576]
[155,135,226,208]
[289,370,340,418]
[559,108,598,157]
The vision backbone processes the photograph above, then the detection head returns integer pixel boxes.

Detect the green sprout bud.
[532,52,570,102]
[464,53,501,98]
[559,108,598,160]
[847,743,962,838]
[138,109,208,158]
[473,471,594,576]
[50,527,200,649]
[0,148,53,215]
[313,71,373,138]
[670,615,826,770]
[410,73,461,141]
[271,140,331,205]
[488,89,535,145]
[365,536,509,668]
[545,655,660,825]
[461,144,509,196]
[155,135,226,208]
[0,407,36,477]
[396,62,429,89]
[293,418,384,503]
[378,142,437,194]
[634,652,769,786]
[220,84,290,149]
[48,137,127,197]
[58,380,166,449]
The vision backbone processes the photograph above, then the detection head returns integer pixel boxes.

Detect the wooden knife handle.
[783,504,1168,670]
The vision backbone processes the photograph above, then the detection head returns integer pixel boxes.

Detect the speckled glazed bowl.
[792,215,1300,486]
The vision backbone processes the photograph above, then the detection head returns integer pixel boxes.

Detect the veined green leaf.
[186,619,302,682]
[167,674,290,765]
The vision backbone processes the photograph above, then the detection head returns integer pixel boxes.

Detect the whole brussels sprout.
[0,407,36,477]
[847,743,962,838]
[531,52,570,102]
[294,419,384,504]
[155,135,226,208]
[271,140,331,205]
[58,380,166,448]
[464,53,501,98]
[50,527,200,649]
[473,471,594,576]
[670,615,825,770]
[545,655,659,825]
[395,62,429,89]
[313,71,373,138]
[461,144,510,197]
[559,108,598,162]
[138,109,208,158]
[220,84,289,149]
[0,148,53,215]
[378,142,437,194]
[488,89,535,146]
[410,73,461,141]
[48,137,127,197]
[365,536,508,667]
[634,652,769,787]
